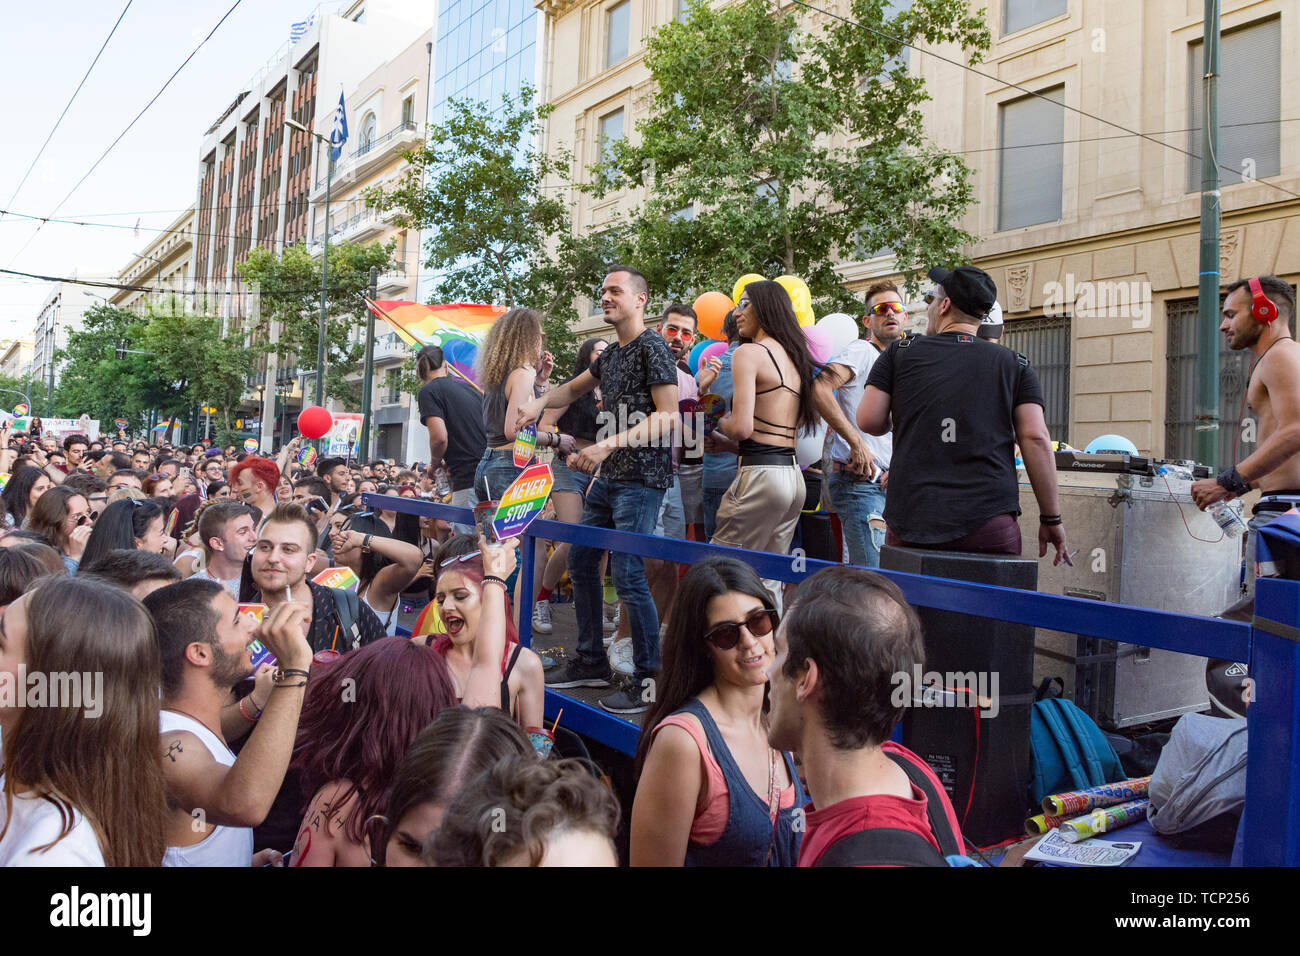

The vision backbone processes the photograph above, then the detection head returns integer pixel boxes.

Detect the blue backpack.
[1029,678,1125,807]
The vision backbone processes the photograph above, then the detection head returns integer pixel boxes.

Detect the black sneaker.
[598,683,649,715]
[546,659,612,689]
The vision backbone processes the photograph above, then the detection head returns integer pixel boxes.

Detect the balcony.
[311,121,422,196]
[376,270,410,295]
[372,333,408,364]
[305,206,385,255]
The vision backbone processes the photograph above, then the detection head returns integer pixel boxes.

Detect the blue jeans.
[827,471,887,567]
[474,448,522,503]
[567,477,665,682]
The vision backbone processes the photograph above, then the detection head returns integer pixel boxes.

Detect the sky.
[0,0,372,338]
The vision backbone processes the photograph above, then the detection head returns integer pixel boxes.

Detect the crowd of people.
[5,264,1286,868]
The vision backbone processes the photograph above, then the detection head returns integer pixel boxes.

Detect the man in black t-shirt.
[518,265,680,715]
[859,265,1068,563]
[416,345,486,535]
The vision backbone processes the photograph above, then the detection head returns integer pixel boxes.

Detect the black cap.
[928,266,998,320]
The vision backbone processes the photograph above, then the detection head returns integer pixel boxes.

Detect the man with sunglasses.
[814,281,903,567]
[859,265,1068,564]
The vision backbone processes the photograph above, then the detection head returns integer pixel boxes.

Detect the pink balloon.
[803,325,832,364]
[700,341,728,366]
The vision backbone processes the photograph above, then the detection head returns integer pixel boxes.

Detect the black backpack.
[815,752,962,867]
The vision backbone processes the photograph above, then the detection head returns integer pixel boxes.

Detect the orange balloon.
[693,291,733,341]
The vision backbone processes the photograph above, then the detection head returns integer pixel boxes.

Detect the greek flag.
[289,12,316,45]
[329,92,348,162]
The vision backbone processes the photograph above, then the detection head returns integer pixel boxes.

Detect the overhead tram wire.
[0,0,135,226]
[786,0,1300,204]
[0,265,373,299]
[3,0,246,269]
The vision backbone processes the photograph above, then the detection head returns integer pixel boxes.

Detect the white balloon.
[816,312,859,355]
[796,420,829,470]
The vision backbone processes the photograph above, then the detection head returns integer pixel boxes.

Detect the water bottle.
[434,465,451,497]
[1208,500,1246,537]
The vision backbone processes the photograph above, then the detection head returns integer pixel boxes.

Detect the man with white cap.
[857,265,1069,564]
[978,301,1004,344]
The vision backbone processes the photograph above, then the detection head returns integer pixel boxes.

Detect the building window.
[1002,315,1070,441]
[1165,292,1293,463]
[881,0,913,73]
[676,0,690,22]
[1002,0,1067,36]
[606,1,630,69]
[598,108,624,163]
[359,113,377,155]
[401,95,415,128]
[383,368,401,405]
[1186,18,1280,192]
[668,204,694,222]
[997,86,1064,231]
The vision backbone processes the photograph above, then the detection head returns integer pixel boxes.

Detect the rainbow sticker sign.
[12,404,28,417]
[239,604,276,669]
[298,445,318,467]
[512,424,537,468]
[697,394,726,435]
[243,438,259,453]
[313,567,360,591]
[0,473,9,491]
[114,417,129,430]
[493,462,553,540]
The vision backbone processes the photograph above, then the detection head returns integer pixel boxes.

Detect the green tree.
[367,86,621,372]
[238,239,394,411]
[591,0,990,310]
[53,305,149,429]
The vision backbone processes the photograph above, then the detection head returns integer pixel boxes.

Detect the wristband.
[238,696,261,722]
[273,667,311,685]
[1039,514,1062,526]
[362,533,373,552]
[482,575,509,589]
[1216,465,1249,497]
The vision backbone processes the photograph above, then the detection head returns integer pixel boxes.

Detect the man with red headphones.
[1192,275,1299,586]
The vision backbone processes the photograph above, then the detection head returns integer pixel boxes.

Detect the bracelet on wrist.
[482,575,509,589]
[1216,465,1249,497]
[238,697,261,722]
[1039,514,1063,526]
[272,667,311,685]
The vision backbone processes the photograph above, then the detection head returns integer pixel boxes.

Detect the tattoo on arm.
[165,740,184,763]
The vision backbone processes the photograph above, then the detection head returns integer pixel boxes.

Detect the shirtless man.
[1191,276,1300,595]
[707,279,821,604]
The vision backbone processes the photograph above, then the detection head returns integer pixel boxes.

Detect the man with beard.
[814,281,903,567]
[145,578,314,866]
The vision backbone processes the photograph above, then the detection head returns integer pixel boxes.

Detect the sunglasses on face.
[924,290,946,305]
[704,606,778,650]
[69,512,93,527]
[661,326,694,343]
[868,301,906,316]
[736,297,751,311]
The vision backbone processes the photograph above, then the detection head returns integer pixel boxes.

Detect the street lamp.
[284,117,333,430]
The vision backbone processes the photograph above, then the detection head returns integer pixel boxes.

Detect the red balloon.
[297,405,333,439]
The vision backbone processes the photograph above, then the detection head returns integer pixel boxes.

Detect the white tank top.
[159,710,255,867]
[360,587,399,637]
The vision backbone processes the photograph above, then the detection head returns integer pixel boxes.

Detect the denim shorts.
[475,447,522,502]
[551,456,593,497]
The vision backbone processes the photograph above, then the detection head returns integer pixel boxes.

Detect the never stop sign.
[493,462,554,540]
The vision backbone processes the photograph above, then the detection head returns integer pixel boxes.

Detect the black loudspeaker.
[880,545,1037,848]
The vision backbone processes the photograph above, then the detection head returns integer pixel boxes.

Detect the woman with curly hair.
[474,307,573,502]
[0,465,53,530]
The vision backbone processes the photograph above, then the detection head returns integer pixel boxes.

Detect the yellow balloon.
[732,273,766,305]
[775,275,815,327]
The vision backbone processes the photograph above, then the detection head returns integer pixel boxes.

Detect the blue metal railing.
[363,492,1298,866]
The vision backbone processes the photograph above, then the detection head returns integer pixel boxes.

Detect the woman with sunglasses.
[428,535,545,730]
[707,280,823,601]
[143,473,173,499]
[78,497,170,571]
[630,556,805,866]
[26,485,95,573]
[328,511,424,636]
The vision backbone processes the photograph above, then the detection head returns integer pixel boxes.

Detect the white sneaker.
[532,600,553,635]
[609,637,634,677]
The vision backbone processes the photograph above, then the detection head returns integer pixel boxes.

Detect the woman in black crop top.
[708,281,824,583]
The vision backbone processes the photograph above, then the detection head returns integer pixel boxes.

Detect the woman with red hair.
[289,636,458,867]
[429,536,545,730]
[229,456,280,517]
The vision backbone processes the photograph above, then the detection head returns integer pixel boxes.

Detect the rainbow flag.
[365,300,506,387]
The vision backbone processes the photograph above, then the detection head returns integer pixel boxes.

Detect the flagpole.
[362,298,484,394]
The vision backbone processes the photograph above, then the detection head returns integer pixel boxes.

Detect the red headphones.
[1248,277,1279,324]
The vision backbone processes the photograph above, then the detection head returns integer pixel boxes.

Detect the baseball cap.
[928,266,998,321]
[977,300,1004,340]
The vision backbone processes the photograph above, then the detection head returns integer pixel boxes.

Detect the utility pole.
[359,266,379,462]
[1195,0,1221,468]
